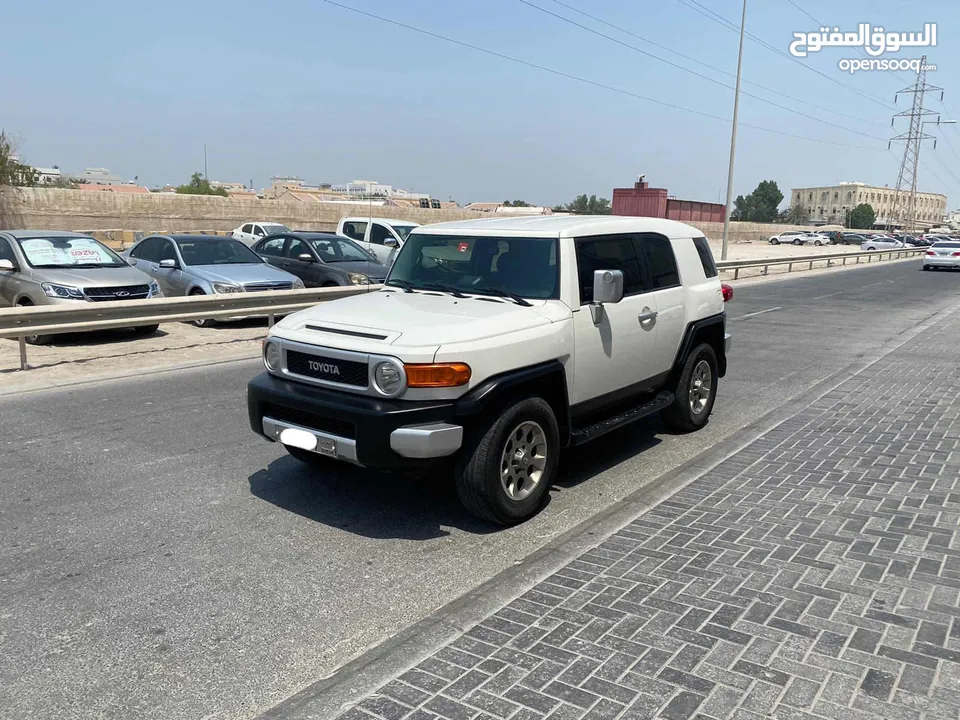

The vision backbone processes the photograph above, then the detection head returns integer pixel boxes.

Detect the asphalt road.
[1,259,958,720]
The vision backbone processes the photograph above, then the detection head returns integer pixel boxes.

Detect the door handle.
[638,308,658,326]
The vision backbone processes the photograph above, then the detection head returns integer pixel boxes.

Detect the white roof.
[340,217,421,226]
[414,215,705,238]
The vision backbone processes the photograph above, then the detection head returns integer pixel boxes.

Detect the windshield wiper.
[385,278,415,293]
[419,282,466,298]
[471,286,533,307]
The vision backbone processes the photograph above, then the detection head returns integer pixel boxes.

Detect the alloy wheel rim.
[500,421,547,501]
[689,360,713,416]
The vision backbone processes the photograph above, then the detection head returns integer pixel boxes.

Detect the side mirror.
[0,259,16,271]
[383,237,399,248]
[297,253,315,263]
[159,258,177,269]
[590,269,624,325]
[126,257,137,266]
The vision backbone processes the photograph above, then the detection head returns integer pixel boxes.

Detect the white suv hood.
[272,290,559,352]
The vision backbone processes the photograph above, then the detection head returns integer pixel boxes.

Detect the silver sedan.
[923,241,960,270]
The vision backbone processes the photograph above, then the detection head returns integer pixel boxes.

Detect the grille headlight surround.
[373,360,405,397]
[263,339,282,373]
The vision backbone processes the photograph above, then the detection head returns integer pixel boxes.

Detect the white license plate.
[279,428,337,458]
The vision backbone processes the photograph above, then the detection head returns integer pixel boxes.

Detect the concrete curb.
[256,300,959,719]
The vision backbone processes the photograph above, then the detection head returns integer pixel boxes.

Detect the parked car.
[231,222,293,246]
[123,234,304,327]
[922,241,960,271]
[768,231,807,245]
[0,230,163,344]
[901,235,930,247]
[802,232,830,246]
[337,217,420,264]
[837,232,867,245]
[861,236,905,251]
[252,232,389,287]
[247,217,732,525]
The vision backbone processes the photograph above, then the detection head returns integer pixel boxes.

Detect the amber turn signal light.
[404,363,472,388]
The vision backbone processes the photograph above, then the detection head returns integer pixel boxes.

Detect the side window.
[575,235,644,305]
[286,238,310,259]
[253,225,265,237]
[369,223,393,246]
[258,237,286,257]
[136,237,162,262]
[692,237,718,279]
[342,221,367,242]
[638,234,681,290]
[241,224,253,234]
[158,240,178,263]
[0,238,15,263]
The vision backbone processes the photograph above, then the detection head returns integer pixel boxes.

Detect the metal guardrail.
[0,285,378,371]
[715,247,924,279]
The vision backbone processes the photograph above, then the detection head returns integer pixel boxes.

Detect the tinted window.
[369,223,394,245]
[639,235,681,289]
[341,221,367,242]
[253,225,265,237]
[692,237,717,279]
[175,238,262,265]
[0,238,15,263]
[134,237,163,261]
[286,238,311,259]
[258,237,286,257]
[241,224,253,234]
[576,235,643,304]
[311,237,372,263]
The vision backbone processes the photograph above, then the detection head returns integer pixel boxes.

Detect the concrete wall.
[9,187,808,247]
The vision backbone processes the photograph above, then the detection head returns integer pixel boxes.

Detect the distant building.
[789,182,947,228]
[612,177,726,223]
[32,167,62,185]
[210,181,249,193]
[67,167,127,186]
[330,179,431,201]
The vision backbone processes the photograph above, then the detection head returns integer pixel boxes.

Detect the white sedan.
[922,240,960,270]
[230,222,292,247]
[861,236,905,251]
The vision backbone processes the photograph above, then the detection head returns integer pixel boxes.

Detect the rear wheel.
[814,240,822,246]
[456,397,559,525]
[17,299,54,345]
[133,324,160,336]
[662,343,718,433]
[770,239,780,245]
[188,289,216,328]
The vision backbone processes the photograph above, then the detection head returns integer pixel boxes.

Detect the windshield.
[17,236,126,268]
[175,238,263,265]
[310,237,375,263]
[393,225,417,242]
[387,234,559,300]
[263,224,291,235]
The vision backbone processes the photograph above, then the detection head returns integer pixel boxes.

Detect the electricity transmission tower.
[888,55,942,233]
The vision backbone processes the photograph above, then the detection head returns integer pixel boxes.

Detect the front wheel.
[456,397,559,525]
[188,289,216,328]
[662,343,718,433]
[17,300,54,345]
[133,324,160,336]
[814,240,822,246]
[770,239,780,245]
[793,239,802,245]
[867,246,877,251]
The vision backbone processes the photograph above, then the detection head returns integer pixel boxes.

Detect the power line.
[674,0,895,110]
[318,0,883,150]
[540,0,885,127]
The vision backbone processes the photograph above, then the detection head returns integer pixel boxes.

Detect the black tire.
[284,445,337,469]
[793,239,802,245]
[814,240,822,246]
[17,299,54,345]
[867,246,877,251]
[770,239,780,245]
[922,265,930,271]
[188,289,216,328]
[662,343,719,433]
[133,324,160,335]
[455,397,559,525]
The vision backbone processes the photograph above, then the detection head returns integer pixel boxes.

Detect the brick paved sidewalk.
[336,315,960,720]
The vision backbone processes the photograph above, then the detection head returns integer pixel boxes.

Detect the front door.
[284,236,322,286]
[154,239,187,295]
[368,222,400,265]
[570,234,666,415]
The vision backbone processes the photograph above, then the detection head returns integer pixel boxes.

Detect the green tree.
[0,131,35,187]
[779,203,810,225]
[846,203,876,229]
[175,172,228,197]
[502,199,532,207]
[730,180,783,222]
[564,194,612,215]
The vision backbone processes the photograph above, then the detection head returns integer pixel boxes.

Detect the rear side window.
[241,224,253,234]
[692,236,718,278]
[638,234,681,290]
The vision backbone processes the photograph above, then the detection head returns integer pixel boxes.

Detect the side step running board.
[570,391,674,446]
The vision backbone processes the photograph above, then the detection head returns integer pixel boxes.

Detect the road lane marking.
[731,307,782,321]
[813,291,843,300]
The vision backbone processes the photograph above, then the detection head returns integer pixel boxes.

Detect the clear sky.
[2,1,957,207]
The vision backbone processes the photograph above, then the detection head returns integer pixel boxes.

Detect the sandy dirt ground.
[0,242,920,392]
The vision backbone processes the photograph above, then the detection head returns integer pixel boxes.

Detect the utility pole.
[720,0,747,261]
[889,56,942,235]
[204,144,208,181]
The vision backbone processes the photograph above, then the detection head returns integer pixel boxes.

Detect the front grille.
[285,349,368,388]
[83,284,150,301]
[244,281,293,292]
[261,403,356,439]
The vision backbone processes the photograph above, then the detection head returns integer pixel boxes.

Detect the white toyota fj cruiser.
[248,216,731,524]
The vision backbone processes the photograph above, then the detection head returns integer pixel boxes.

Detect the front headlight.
[373,361,404,396]
[263,339,282,373]
[213,282,243,294]
[148,281,162,297]
[41,283,84,300]
[292,277,305,289]
[348,272,371,285]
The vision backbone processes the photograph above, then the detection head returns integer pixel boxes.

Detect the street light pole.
[720,0,748,261]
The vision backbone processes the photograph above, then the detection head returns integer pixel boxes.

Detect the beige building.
[790,182,947,228]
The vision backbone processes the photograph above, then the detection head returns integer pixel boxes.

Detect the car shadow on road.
[3,327,171,348]
[248,417,666,539]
